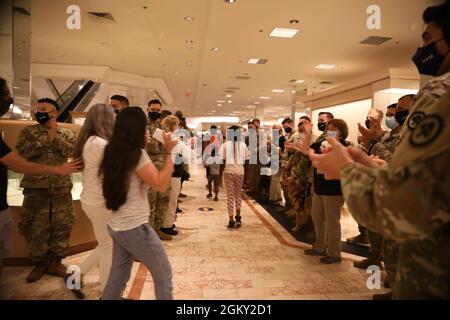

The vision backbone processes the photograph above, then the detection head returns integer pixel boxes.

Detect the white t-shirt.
[108,150,153,231]
[80,136,108,207]
[219,141,249,176]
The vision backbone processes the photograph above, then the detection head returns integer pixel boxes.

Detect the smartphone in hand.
[152,128,165,144]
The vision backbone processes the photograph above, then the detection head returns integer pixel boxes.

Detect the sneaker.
[227,220,235,229]
[346,233,369,245]
[207,193,212,198]
[320,256,342,264]
[353,257,383,269]
[304,248,326,256]
[156,229,172,241]
[235,216,241,228]
[160,227,178,236]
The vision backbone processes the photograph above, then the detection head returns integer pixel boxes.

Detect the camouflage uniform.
[16,124,75,263]
[364,128,403,267]
[341,73,450,299]
[280,131,296,208]
[369,127,403,284]
[147,122,171,230]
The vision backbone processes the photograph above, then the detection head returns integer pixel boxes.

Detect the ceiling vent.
[226,87,240,90]
[255,59,268,64]
[235,76,251,80]
[88,12,115,21]
[319,81,334,85]
[360,36,392,45]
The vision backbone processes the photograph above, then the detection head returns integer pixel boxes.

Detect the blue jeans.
[102,223,173,300]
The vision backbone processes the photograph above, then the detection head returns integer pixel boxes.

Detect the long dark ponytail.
[100,107,147,211]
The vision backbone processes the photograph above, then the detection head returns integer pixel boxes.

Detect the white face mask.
[385,117,398,130]
[327,131,338,139]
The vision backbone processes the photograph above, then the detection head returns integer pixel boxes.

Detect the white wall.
[312,99,372,145]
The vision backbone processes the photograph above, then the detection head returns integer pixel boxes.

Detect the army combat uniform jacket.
[341,72,450,299]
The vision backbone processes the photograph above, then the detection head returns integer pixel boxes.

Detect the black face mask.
[394,110,409,126]
[0,97,13,117]
[412,39,449,76]
[284,127,292,134]
[148,111,161,121]
[36,111,51,124]
[318,122,326,132]
[365,119,371,129]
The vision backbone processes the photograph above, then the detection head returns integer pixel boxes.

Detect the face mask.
[114,109,119,114]
[385,117,398,130]
[318,122,326,132]
[412,39,449,76]
[365,119,371,129]
[148,111,161,121]
[394,110,409,126]
[0,97,13,117]
[36,111,51,124]
[327,131,338,139]
[284,127,292,134]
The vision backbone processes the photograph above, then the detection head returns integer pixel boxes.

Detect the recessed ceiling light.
[254,102,260,105]
[272,89,285,93]
[292,79,304,84]
[224,0,236,3]
[248,58,259,64]
[315,64,335,70]
[225,94,232,98]
[217,104,222,107]
[259,96,270,100]
[184,16,194,21]
[227,100,232,103]
[270,28,299,38]
[211,47,219,52]
[217,100,225,103]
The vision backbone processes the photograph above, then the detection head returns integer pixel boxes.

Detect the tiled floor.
[0,165,387,300]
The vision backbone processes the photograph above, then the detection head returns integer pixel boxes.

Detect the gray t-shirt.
[108,150,152,231]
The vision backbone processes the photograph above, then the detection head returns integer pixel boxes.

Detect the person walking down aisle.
[219,126,249,229]
[72,104,116,294]
[16,98,77,283]
[146,99,172,241]
[101,107,176,300]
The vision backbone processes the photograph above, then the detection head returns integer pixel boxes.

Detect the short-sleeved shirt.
[108,150,153,231]
[0,135,12,211]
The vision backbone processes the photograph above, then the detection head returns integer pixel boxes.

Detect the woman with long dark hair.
[73,104,115,296]
[100,107,176,300]
[219,126,249,229]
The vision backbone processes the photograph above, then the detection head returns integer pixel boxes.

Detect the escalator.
[52,80,101,123]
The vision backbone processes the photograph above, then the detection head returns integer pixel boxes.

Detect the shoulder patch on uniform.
[409,115,443,147]
[407,111,425,130]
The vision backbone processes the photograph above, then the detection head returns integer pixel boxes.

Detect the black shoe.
[207,193,212,198]
[320,256,342,264]
[176,208,182,213]
[227,220,235,229]
[214,196,218,201]
[171,224,176,229]
[179,193,187,198]
[160,228,178,236]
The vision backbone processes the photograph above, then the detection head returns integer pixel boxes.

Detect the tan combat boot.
[46,257,68,279]
[26,261,48,283]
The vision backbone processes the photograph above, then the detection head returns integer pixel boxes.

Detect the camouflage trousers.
[368,230,383,261]
[148,187,170,230]
[382,237,399,285]
[19,188,74,263]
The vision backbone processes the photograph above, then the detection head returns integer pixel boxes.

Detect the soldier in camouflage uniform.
[309,4,450,297]
[279,118,296,213]
[147,99,172,241]
[16,98,76,283]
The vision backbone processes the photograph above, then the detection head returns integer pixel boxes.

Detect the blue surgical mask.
[385,117,398,130]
